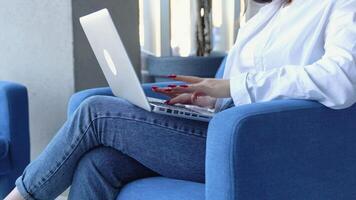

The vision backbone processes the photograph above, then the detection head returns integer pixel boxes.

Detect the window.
[170,0,194,56]
[139,0,240,57]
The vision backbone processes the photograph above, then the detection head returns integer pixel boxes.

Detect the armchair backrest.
[215,56,227,79]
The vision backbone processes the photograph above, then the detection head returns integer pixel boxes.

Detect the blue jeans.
[15,96,208,200]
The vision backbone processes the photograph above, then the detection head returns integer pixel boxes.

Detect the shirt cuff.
[230,72,252,106]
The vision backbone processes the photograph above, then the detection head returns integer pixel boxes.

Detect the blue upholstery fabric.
[68,57,356,199]
[215,56,226,79]
[0,81,30,198]
[0,136,9,160]
[67,82,183,118]
[146,54,226,82]
[206,100,356,200]
[117,177,204,200]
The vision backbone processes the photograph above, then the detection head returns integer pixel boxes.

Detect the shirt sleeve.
[230,0,356,109]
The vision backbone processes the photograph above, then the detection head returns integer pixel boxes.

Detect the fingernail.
[168,74,177,78]
[164,100,171,104]
[151,86,158,90]
[179,85,189,88]
[168,84,177,88]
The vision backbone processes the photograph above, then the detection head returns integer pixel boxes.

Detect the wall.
[0,0,140,159]
[0,0,75,159]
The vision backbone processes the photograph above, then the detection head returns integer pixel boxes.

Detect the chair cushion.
[117,177,205,200]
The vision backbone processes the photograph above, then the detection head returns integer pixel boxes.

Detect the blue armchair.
[0,81,30,198]
[68,60,356,199]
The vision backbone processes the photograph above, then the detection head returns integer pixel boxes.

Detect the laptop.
[80,8,214,122]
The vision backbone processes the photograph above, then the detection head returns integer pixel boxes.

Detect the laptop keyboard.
[149,101,214,120]
[150,101,194,112]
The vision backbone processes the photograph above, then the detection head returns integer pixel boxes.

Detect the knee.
[79,95,132,111]
[79,96,107,111]
[71,96,106,121]
[77,95,140,118]
[76,96,120,117]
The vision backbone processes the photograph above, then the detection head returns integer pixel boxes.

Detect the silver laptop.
[80,9,214,122]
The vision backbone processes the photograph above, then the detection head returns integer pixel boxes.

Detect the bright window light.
[170,0,192,57]
[212,0,223,27]
[200,8,205,17]
[139,0,144,46]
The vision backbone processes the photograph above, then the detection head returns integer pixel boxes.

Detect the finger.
[151,87,177,98]
[168,94,192,105]
[167,84,178,88]
[170,84,205,95]
[153,87,174,92]
[168,75,203,84]
[191,91,200,103]
[154,87,182,95]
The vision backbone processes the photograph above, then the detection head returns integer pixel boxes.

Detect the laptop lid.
[80,9,151,112]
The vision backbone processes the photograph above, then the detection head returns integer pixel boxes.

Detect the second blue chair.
[0,81,30,198]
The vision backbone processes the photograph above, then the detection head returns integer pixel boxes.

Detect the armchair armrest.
[67,82,183,118]
[0,81,30,173]
[0,136,9,160]
[206,100,356,200]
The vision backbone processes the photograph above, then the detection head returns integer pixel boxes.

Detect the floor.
[56,196,67,200]
[56,189,68,200]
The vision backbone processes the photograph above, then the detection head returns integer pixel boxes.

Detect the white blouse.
[223,0,356,109]
[239,4,283,68]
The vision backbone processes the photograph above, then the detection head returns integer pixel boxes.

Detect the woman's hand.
[166,93,217,108]
[152,75,231,107]
[152,85,217,108]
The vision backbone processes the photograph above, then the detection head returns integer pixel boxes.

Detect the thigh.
[84,96,208,183]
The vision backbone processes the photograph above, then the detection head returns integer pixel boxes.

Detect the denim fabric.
[16,96,208,200]
[69,147,158,200]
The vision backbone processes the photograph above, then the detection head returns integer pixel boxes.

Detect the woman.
[6,0,356,199]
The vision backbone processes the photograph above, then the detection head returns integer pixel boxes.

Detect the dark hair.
[253,0,273,3]
[253,0,292,3]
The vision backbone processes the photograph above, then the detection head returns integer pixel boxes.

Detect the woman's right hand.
[152,87,217,108]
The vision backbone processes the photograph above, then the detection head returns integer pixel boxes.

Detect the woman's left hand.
[154,75,231,101]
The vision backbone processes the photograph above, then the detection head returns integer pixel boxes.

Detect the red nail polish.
[168,74,177,78]
[168,84,177,88]
[151,86,158,90]
[164,100,171,104]
[179,85,189,88]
